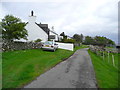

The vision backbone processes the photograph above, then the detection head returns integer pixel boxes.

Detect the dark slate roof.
[35,22,50,35]
[50,30,58,35]
[26,22,57,36]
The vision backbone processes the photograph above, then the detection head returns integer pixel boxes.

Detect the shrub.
[34,39,42,42]
[62,39,75,43]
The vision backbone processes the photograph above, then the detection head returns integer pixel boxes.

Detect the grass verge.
[2,45,87,88]
[88,50,120,88]
[0,52,2,89]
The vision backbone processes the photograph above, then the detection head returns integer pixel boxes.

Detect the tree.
[73,34,81,43]
[107,39,115,45]
[60,32,67,39]
[83,35,115,46]
[0,22,2,35]
[94,36,107,46]
[60,32,65,37]
[1,15,28,42]
[83,36,95,45]
[80,34,83,43]
[60,32,67,42]
[94,36,115,46]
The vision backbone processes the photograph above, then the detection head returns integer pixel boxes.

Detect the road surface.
[24,48,97,88]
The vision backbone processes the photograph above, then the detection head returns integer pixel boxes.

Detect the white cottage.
[16,11,60,42]
[25,11,49,42]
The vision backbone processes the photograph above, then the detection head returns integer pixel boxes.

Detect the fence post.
[108,51,109,63]
[103,51,104,60]
[112,54,115,67]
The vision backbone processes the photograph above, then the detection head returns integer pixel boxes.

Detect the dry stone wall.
[2,41,42,52]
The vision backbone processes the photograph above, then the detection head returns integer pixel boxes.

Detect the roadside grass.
[2,49,72,88]
[88,50,120,88]
[0,52,2,89]
[2,45,87,88]
[74,45,89,51]
[105,46,114,49]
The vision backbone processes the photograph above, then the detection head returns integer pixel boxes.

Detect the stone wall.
[2,41,42,52]
[89,45,118,53]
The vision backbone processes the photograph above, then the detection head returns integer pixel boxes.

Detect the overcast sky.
[0,0,119,44]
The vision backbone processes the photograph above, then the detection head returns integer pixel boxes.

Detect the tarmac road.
[24,48,97,88]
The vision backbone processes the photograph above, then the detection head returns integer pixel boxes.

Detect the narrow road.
[24,48,97,88]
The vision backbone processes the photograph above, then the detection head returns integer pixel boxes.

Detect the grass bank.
[0,52,2,89]
[88,50,120,88]
[2,45,87,88]
[3,49,73,88]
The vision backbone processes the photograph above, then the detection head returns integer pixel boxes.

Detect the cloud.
[0,0,119,43]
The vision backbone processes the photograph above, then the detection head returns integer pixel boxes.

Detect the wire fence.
[89,45,119,69]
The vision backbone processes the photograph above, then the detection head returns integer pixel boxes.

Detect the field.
[2,46,85,88]
[88,50,120,88]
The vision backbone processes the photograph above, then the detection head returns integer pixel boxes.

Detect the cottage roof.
[50,30,58,35]
[35,22,50,35]
[35,22,58,36]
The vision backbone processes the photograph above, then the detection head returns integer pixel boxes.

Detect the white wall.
[25,16,48,42]
[56,42,74,51]
[28,16,36,23]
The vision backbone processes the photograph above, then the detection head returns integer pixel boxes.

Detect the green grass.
[2,45,88,88]
[74,45,89,51]
[0,52,2,89]
[88,50,120,88]
[105,46,114,49]
[2,49,73,88]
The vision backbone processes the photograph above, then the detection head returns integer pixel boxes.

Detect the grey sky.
[0,0,119,44]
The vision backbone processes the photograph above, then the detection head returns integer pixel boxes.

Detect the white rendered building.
[25,11,48,42]
[16,11,60,42]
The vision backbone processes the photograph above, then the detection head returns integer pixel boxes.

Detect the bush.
[34,39,42,42]
[61,39,75,43]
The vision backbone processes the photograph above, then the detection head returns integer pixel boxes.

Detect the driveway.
[24,48,97,88]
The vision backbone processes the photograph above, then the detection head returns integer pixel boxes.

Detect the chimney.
[28,10,36,23]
